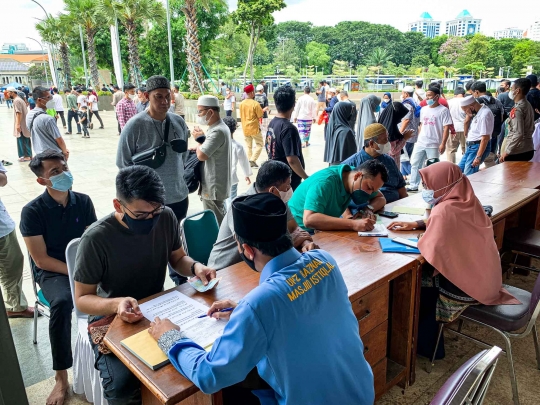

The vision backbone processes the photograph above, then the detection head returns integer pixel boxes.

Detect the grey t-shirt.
[26,107,62,155]
[116,111,190,205]
[317,86,326,102]
[200,120,232,201]
[207,183,293,270]
[74,208,181,308]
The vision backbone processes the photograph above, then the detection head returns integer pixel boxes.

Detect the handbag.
[131,115,171,169]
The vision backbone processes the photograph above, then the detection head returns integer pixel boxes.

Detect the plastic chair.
[65,238,108,405]
[430,276,540,405]
[180,210,220,265]
[29,255,50,345]
[430,346,502,405]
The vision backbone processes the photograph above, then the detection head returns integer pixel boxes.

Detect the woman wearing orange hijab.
[388,161,518,357]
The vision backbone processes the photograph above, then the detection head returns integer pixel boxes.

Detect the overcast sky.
[2,0,539,51]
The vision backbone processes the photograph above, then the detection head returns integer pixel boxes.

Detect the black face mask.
[122,213,160,235]
[240,249,257,272]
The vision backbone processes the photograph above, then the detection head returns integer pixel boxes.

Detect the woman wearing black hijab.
[324,102,357,165]
[377,101,414,168]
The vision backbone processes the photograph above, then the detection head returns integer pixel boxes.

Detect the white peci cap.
[197,95,219,107]
[460,95,477,107]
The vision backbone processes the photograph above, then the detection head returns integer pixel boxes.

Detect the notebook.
[121,329,170,370]
[391,206,425,215]
[358,223,388,237]
[379,238,420,254]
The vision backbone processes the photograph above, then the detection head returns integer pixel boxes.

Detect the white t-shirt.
[224,94,236,111]
[52,94,64,111]
[418,105,453,148]
[88,94,99,111]
[413,88,426,103]
[448,97,466,132]
[77,95,87,108]
[231,139,252,185]
[467,105,494,142]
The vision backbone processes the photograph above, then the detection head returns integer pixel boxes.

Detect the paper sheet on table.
[358,223,388,237]
[391,206,425,215]
[139,290,227,349]
[188,277,221,292]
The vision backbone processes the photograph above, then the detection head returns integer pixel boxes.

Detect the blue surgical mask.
[426,99,435,106]
[351,176,373,205]
[422,175,464,206]
[375,105,381,113]
[122,212,160,235]
[46,171,73,191]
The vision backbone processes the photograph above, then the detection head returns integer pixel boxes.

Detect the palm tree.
[35,14,75,87]
[64,0,104,88]
[178,0,206,93]
[99,0,165,85]
[365,47,391,90]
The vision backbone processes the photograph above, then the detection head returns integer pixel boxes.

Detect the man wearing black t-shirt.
[20,150,97,405]
[265,86,309,190]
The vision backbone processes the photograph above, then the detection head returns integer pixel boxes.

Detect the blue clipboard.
[379,238,420,254]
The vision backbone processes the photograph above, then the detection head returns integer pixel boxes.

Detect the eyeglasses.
[120,202,164,220]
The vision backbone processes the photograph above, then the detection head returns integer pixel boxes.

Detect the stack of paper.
[358,223,388,237]
[391,206,425,215]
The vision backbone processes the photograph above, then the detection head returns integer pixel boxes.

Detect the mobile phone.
[392,237,418,249]
[378,210,399,219]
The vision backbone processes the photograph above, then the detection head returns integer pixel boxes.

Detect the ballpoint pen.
[198,307,234,318]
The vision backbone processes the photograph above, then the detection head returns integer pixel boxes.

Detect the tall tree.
[305,41,331,73]
[64,0,104,87]
[462,34,489,67]
[234,0,286,84]
[99,0,165,85]
[438,36,468,67]
[271,21,313,52]
[35,14,75,87]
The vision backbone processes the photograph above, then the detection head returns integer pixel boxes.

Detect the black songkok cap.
[146,75,171,93]
[232,193,287,243]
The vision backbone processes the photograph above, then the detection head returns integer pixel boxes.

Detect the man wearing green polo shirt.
[288,160,387,232]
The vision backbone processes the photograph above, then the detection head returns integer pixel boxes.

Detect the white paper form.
[139,290,227,349]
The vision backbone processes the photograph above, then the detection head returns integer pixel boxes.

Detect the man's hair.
[304,86,311,94]
[358,159,388,183]
[52,87,58,93]
[502,79,511,87]
[236,233,293,258]
[222,116,237,135]
[137,87,147,93]
[340,90,348,97]
[123,83,136,91]
[472,81,487,93]
[207,106,220,113]
[465,80,475,91]
[64,89,71,94]
[221,82,225,86]
[514,78,532,95]
[256,160,292,190]
[29,149,65,177]
[116,166,165,205]
[273,86,296,113]
[174,84,180,91]
[454,87,466,96]
[81,105,87,109]
[319,81,324,85]
[363,135,384,148]
[113,85,120,90]
[32,86,49,101]
[415,80,423,88]
[427,85,441,95]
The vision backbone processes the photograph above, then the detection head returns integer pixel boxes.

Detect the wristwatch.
[190,261,200,276]
[366,205,374,211]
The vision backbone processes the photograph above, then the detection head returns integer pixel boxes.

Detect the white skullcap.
[460,95,477,107]
[403,86,414,93]
[6,86,16,92]
[256,84,264,91]
[197,95,219,107]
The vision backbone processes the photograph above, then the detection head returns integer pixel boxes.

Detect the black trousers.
[67,110,81,133]
[38,271,73,371]
[167,197,189,285]
[505,150,534,162]
[116,112,121,134]
[57,111,66,127]
[89,110,104,128]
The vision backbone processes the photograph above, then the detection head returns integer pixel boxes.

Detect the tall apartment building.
[494,28,524,39]
[524,21,540,41]
[446,10,481,37]
[408,12,441,39]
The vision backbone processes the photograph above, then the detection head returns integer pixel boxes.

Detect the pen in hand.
[198,307,234,318]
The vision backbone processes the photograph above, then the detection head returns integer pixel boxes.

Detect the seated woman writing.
[387,161,519,358]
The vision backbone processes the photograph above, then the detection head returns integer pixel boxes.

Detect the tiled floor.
[1,103,539,404]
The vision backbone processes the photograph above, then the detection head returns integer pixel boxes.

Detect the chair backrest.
[65,238,85,318]
[430,346,502,405]
[426,157,440,166]
[529,272,540,315]
[180,210,219,265]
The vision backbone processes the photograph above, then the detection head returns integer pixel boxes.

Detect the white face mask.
[45,99,55,109]
[196,110,211,126]
[279,187,293,203]
[375,141,391,155]
[509,90,516,100]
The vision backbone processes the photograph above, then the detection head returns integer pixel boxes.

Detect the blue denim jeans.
[458,140,491,176]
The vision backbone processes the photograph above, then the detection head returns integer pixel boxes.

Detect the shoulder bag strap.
[164,114,170,143]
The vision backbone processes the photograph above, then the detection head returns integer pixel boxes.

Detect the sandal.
[18,157,25,162]
[1,160,13,166]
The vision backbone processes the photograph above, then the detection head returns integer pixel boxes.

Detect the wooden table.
[468,161,540,190]
[104,232,419,404]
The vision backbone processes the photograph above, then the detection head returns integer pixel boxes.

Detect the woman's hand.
[387,221,417,231]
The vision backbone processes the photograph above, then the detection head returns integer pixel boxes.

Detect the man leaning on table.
[148,193,375,405]
[287,159,387,233]
[73,165,216,405]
